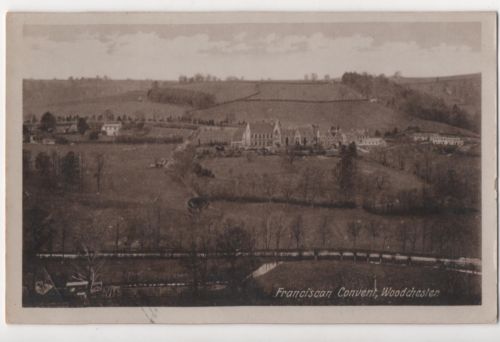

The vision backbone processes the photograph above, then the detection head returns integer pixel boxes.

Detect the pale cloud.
[22,28,482,80]
[234,31,247,41]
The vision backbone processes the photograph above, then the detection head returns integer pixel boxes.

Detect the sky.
[22,22,482,80]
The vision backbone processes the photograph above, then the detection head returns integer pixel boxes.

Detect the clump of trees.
[178,73,221,83]
[24,149,109,193]
[39,112,57,132]
[147,87,216,109]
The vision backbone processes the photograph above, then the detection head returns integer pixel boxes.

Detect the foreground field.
[29,258,480,306]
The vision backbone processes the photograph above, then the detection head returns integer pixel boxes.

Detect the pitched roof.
[250,122,274,134]
[232,127,246,141]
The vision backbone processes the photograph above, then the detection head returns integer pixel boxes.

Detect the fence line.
[37,249,481,272]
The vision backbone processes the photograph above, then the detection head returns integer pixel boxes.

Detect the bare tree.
[366,220,380,250]
[298,167,314,203]
[282,145,299,168]
[325,168,339,205]
[61,223,67,259]
[347,220,363,252]
[114,221,120,254]
[94,153,105,193]
[397,221,408,253]
[216,222,253,292]
[268,211,286,250]
[318,215,330,248]
[279,178,295,203]
[291,214,304,249]
[261,173,276,202]
[259,217,271,250]
[396,150,406,170]
[308,169,325,206]
[72,226,105,297]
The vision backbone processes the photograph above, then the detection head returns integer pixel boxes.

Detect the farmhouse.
[101,122,122,136]
[430,135,464,146]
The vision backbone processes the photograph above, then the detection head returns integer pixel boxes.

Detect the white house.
[430,135,464,146]
[412,132,439,142]
[101,122,122,136]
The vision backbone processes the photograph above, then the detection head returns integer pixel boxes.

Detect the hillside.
[172,81,259,103]
[23,77,480,136]
[186,98,475,135]
[250,81,363,101]
[341,72,480,133]
[23,79,152,107]
[394,73,481,119]
[23,79,162,119]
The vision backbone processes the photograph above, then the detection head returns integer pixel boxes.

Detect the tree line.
[23,149,106,193]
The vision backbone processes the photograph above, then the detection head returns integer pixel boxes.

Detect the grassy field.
[23,142,196,253]
[145,125,195,139]
[173,81,259,103]
[255,260,480,305]
[23,79,153,109]
[24,98,190,121]
[251,81,362,101]
[24,143,184,205]
[201,154,425,193]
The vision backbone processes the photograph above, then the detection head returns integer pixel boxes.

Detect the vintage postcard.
[5,12,497,323]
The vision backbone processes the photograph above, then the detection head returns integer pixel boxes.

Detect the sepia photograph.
[5,11,497,323]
